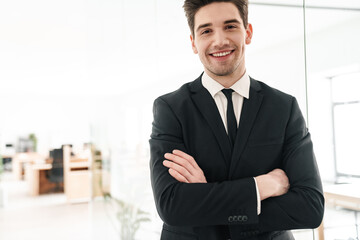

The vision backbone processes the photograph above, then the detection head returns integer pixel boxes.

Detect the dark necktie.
[221,89,237,148]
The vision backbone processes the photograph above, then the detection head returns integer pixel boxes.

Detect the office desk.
[1,155,13,159]
[25,156,90,198]
[26,163,65,196]
[68,159,89,170]
[318,184,360,240]
[63,146,91,203]
[26,163,50,196]
[13,153,46,180]
[324,184,360,211]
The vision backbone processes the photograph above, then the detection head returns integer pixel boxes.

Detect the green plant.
[29,133,37,152]
[104,194,151,240]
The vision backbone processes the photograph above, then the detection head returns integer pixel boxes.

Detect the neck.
[205,68,246,88]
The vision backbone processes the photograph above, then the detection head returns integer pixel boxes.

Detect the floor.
[0,171,160,240]
[0,172,118,240]
[0,172,359,240]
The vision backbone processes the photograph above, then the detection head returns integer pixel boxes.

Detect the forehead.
[194,2,242,27]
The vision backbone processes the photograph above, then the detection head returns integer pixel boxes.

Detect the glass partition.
[305,1,360,182]
[305,1,360,239]
[247,1,308,113]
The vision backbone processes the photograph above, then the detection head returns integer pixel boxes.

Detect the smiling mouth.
[210,50,234,58]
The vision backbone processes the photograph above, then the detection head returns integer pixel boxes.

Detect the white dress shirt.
[202,71,261,215]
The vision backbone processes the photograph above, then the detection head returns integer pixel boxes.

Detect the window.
[331,73,360,178]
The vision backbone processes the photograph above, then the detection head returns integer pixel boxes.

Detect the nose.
[213,30,229,48]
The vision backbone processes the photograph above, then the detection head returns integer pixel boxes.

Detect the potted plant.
[104,194,151,239]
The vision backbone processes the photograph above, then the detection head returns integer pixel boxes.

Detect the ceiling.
[0,0,359,96]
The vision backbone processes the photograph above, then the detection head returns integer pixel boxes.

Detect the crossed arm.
[163,149,290,201]
[151,96,324,229]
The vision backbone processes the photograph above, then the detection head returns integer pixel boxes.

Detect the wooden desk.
[26,163,65,196]
[12,153,46,180]
[324,184,360,211]
[69,160,89,170]
[63,146,91,203]
[26,163,50,196]
[318,184,360,240]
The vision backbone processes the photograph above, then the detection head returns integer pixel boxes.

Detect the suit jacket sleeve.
[257,97,324,231]
[149,96,259,227]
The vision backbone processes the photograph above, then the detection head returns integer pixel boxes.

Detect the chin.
[210,68,236,77]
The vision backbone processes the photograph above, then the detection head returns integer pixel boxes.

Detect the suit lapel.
[189,77,232,167]
[229,78,263,177]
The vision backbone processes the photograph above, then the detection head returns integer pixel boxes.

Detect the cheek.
[232,35,246,47]
[195,40,209,55]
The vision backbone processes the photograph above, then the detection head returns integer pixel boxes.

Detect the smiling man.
[149,1,324,239]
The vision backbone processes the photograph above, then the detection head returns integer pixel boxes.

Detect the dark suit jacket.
[149,75,324,240]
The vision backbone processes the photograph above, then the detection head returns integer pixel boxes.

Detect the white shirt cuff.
[253,177,261,215]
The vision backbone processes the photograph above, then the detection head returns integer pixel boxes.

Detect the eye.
[226,25,237,30]
[201,29,211,35]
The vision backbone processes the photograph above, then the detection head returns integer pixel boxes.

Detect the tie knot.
[221,89,234,100]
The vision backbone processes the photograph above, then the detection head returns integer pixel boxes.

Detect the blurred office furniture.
[26,149,64,196]
[1,155,12,171]
[63,145,91,203]
[48,148,64,192]
[17,137,35,153]
[12,152,46,180]
[92,148,102,197]
[318,184,360,240]
[91,147,111,198]
[26,163,52,196]
[1,144,15,171]
[24,145,110,201]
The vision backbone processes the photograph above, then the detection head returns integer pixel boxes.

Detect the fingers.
[172,150,200,169]
[164,151,197,176]
[162,150,207,183]
[168,168,189,183]
[163,159,192,182]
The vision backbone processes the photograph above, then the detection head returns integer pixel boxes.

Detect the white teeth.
[212,51,231,57]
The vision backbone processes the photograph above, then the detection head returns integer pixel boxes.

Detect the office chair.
[48,148,64,192]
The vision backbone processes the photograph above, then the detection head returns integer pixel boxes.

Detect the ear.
[190,34,198,54]
[245,23,253,45]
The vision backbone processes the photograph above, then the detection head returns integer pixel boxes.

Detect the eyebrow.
[195,19,241,33]
[196,23,212,33]
[224,19,241,25]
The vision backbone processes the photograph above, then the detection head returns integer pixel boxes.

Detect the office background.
[0,0,360,239]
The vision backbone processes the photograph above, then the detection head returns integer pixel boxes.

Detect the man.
[149,0,324,239]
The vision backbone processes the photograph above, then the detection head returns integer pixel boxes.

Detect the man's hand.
[255,168,290,201]
[163,150,207,183]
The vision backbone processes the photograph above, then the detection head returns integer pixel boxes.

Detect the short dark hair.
[183,0,248,37]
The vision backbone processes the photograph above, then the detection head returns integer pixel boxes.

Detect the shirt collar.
[202,71,250,99]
